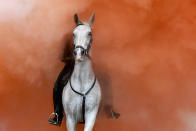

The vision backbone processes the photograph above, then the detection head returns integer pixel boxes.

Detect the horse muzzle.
[73,47,86,62]
[74,52,84,62]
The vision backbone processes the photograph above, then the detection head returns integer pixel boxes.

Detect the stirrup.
[48,112,59,124]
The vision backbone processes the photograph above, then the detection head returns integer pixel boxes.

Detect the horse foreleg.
[84,108,98,131]
[66,115,76,131]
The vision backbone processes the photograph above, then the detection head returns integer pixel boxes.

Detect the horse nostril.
[81,50,85,55]
[73,50,77,56]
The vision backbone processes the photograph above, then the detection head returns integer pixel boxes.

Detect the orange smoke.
[1,0,196,131]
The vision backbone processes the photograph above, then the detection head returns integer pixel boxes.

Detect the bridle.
[73,26,93,57]
[74,44,91,56]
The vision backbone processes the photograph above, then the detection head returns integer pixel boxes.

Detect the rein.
[69,76,96,123]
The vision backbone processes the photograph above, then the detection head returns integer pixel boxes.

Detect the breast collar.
[69,76,96,123]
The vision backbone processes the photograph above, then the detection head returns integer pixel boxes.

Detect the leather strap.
[69,77,96,123]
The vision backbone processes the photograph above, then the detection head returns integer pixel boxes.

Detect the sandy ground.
[0,0,196,131]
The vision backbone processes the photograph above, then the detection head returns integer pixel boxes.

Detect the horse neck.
[71,56,95,92]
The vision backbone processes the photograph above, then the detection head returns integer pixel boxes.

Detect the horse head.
[73,13,95,62]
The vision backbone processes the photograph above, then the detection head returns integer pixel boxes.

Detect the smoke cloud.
[0,0,196,131]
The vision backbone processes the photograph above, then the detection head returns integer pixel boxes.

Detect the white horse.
[62,13,101,131]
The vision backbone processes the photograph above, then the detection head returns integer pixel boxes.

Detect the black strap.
[74,44,91,56]
[74,45,85,51]
[69,77,96,123]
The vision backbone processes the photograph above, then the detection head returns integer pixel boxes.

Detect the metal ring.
[49,112,58,124]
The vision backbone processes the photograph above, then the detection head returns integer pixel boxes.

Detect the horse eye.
[88,32,92,36]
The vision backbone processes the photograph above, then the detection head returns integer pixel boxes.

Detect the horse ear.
[88,13,95,25]
[74,13,83,26]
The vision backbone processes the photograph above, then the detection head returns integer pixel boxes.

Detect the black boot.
[48,112,63,126]
[48,60,74,126]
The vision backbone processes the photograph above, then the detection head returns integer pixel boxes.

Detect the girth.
[69,77,96,123]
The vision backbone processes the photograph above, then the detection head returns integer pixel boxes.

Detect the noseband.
[74,45,91,56]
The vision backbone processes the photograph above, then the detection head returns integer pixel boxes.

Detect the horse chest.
[63,84,97,112]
